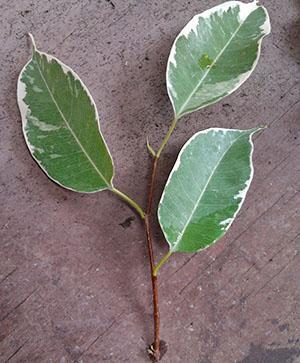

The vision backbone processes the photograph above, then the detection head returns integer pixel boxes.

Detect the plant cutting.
[17,1,270,361]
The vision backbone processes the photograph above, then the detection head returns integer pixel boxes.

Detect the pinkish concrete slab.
[0,0,300,362]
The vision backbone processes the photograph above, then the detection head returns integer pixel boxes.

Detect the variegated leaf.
[158,127,262,253]
[18,35,114,193]
[167,1,270,119]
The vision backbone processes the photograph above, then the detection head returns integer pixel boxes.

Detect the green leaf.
[17,35,114,193]
[158,127,263,253]
[167,1,271,119]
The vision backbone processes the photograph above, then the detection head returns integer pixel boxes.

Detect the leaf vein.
[34,54,110,187]
[171,132,248,251]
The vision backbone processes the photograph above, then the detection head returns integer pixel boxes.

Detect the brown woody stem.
[144,118,177,361]
[115,119,177,361]
[144,213,160,361]
[144,155,160,361]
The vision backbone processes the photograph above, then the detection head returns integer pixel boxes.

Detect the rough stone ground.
[0,0,299,362]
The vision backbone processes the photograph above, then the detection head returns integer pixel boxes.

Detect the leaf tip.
[257,124,268,132]
[250,125,267,136]
[28,33,37,53]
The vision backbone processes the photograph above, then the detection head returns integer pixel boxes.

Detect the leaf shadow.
[274,0,300,64]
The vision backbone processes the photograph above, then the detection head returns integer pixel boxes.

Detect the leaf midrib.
[177,9,248,117]
[171,132,247,252]
[34,53,111,188]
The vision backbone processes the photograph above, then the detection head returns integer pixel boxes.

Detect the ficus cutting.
[17,1,270,361]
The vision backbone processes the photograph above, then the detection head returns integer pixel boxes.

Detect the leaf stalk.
[111,187,145,219]
[153,250,172,276]
[156,118,177,158]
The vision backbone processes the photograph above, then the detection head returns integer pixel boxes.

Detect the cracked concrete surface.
[0,0,300,362]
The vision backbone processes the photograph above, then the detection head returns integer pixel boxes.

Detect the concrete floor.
[0,0,300,362]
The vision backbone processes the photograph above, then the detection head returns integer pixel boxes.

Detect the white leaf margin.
[17,34,115,193]
[166,0,271,119]
[158,127,263,253]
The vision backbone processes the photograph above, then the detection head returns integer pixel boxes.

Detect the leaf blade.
[158,127,262,253]
[18,39,114,192]
[167,1,271,119]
